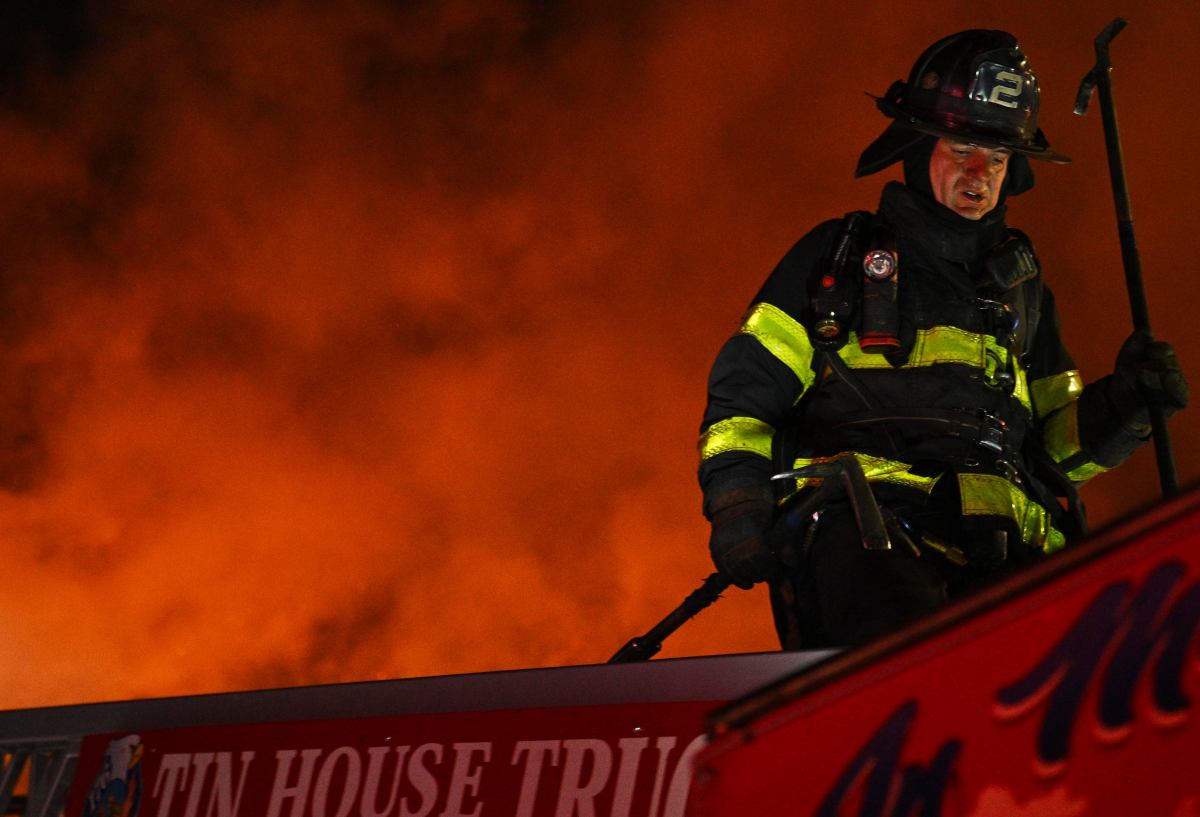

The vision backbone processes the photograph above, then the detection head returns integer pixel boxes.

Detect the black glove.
[1110,332,1189,430]
[705,483,778,590]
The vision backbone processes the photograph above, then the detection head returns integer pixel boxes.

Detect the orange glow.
[1,1,1196,708]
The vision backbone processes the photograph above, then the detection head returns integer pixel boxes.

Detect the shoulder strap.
[984,228,1043,358]
[808,211,873,351]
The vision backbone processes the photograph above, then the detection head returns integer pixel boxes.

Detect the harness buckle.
[975,410,1007,455]
[979,424,1005,454]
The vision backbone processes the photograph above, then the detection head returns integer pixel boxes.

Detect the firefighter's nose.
[963,154,989,180]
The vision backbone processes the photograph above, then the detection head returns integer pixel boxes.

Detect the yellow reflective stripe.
[1042,403,1111,483]
[788,452,939,494]
[1066,461,1109,483]
[739,303,817,391]
[838,327,1031,412]
[958,473,1067,554]
[1042,402,1080,463]
[699,416,774,461]
[1031,370,1083,417]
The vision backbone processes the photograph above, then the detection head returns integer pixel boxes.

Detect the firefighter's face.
[929,138,1010,220]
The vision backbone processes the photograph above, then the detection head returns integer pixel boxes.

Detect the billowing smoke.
[1,0,1196,708]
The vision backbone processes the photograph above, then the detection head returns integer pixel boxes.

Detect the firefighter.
[698,30,1188,649]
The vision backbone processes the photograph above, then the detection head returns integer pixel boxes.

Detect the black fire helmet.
[856,30,1069,195]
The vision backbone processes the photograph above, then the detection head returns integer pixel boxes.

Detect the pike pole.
[1075,18,1179,496]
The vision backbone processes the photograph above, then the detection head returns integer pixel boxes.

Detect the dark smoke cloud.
[1,0,1196,707]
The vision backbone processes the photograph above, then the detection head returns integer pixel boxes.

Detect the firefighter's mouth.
[961,189,985,203]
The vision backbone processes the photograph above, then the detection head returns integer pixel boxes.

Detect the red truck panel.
[687,489,1200,817]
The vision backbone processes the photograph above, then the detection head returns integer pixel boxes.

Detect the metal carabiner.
[983,346,1016,391]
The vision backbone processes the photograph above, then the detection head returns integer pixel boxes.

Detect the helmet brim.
[855,120,929,178]
[856,119,1039,196]
[876,95,1070,164]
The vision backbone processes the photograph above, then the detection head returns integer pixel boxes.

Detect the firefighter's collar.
[878,181,1008,264]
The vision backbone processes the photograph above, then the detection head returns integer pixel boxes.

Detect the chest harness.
[797,211,1084,539]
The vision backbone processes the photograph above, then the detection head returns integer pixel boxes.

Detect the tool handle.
[1081,18,1180,497]
[607,573,731,663]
